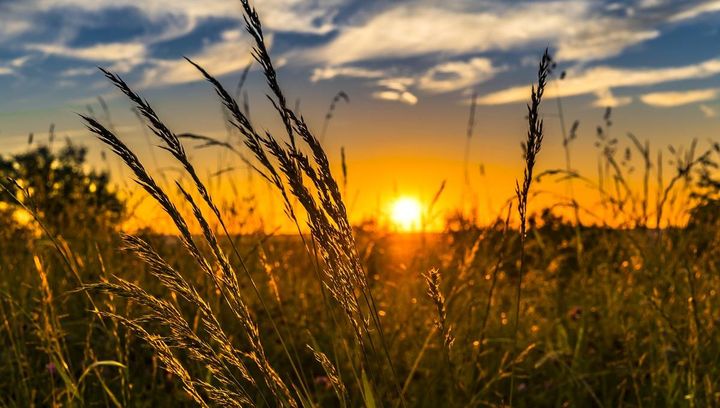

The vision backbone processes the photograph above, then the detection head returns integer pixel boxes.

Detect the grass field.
[2,1,720,407]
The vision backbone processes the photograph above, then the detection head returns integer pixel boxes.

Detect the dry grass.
[2,1,720,407]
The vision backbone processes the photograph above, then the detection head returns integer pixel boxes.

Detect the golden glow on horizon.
[390,196,422,231]
[112,150,703,234]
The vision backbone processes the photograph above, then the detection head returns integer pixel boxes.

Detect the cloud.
[60,67,99,77]
[140,29,258,88]
[27,42,146,62]
[0,14,32,41]
[6,0,720,103]
[252,0,343,34]
[669,1,720,22]
[637,0,666,8]
[377,77,414,91]
[554,22,658,61]
[418,58,500,93]
[593,89,632,107]
[27,0,344,34]
[314,57,500,104]
[305,3,567,65]
[25,42,147,74]
[310,66,387,82]
[640,88,719,107]
[478,57,720,105]
[372,77,418,105]
[4,21,32,36]
[7,0,342,84]
[303,2,661,66]
[0,56,33,76]
[699,104,717,118]
[9,56,31,68]
[372,89,418,105]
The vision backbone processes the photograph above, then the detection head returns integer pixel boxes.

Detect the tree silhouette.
[0,142,125,234]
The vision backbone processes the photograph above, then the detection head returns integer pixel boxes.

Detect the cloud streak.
[303,2,662,66]
[372,77,418,105]
[669,0,720,22]
[478,57,720,105]
[310,65,387,82]
[140,29,257,88]
[4,0,720,103]
[418,58,500,93]
[0,56,32,76]
[372,89,418,105]
[593,89,632,108]
[640,88,719,107]
[27,42,146,62]
[27,0,345,34]
[699,104,717,118]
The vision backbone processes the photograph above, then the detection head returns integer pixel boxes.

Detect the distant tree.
[688,143,720,228]
[0,143,125,234]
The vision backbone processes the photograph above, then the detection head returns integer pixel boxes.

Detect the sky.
[1,0,720,230]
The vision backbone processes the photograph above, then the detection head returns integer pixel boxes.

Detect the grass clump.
[2,1,720,407]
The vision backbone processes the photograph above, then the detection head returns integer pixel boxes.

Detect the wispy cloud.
[5,0,345,87]
[593,89,632,107]
[303,2,662,66]
[60,67,99,77]
[310,65,387,82]
[640,88,719,107]
[372,89,418,105]
[140,29,257,88]
[418,58,500,93]
[0,56,32,76]
[372,77,417,105]
[299,0,720,104]
[27,42,146,62]
[377,77,415,92]
[3,0,720,102]
[669,0,720,22]
[479,57,720,105]
[0,19,32,39]
[699,104,718,118]
[554,22,658,61]
[315,57,501,97]
[27,0,345,34]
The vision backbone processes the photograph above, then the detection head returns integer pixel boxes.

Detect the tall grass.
[75,0,407,405]
[509,49,550,406]
[3,1,720,407]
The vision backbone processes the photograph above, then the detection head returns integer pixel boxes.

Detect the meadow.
[2,1,720,407]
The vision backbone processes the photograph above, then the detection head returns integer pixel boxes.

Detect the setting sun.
[390,197,423,231]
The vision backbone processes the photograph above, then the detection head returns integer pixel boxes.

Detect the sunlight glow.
[390,196,423,231]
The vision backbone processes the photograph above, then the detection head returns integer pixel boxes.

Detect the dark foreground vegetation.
[4,148,720,407]
[3,1,720,407]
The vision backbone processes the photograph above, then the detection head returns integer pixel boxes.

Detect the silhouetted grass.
[2,1,720,407]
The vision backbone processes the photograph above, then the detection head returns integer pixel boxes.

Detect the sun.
[390,196,423,231]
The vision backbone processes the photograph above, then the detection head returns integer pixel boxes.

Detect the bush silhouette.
[0,143,124,235]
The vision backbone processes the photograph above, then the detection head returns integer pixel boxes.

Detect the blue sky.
[1,0,720,224]
[1,0,718,109]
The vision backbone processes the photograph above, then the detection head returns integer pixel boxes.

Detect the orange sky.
[2,1,720,233]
